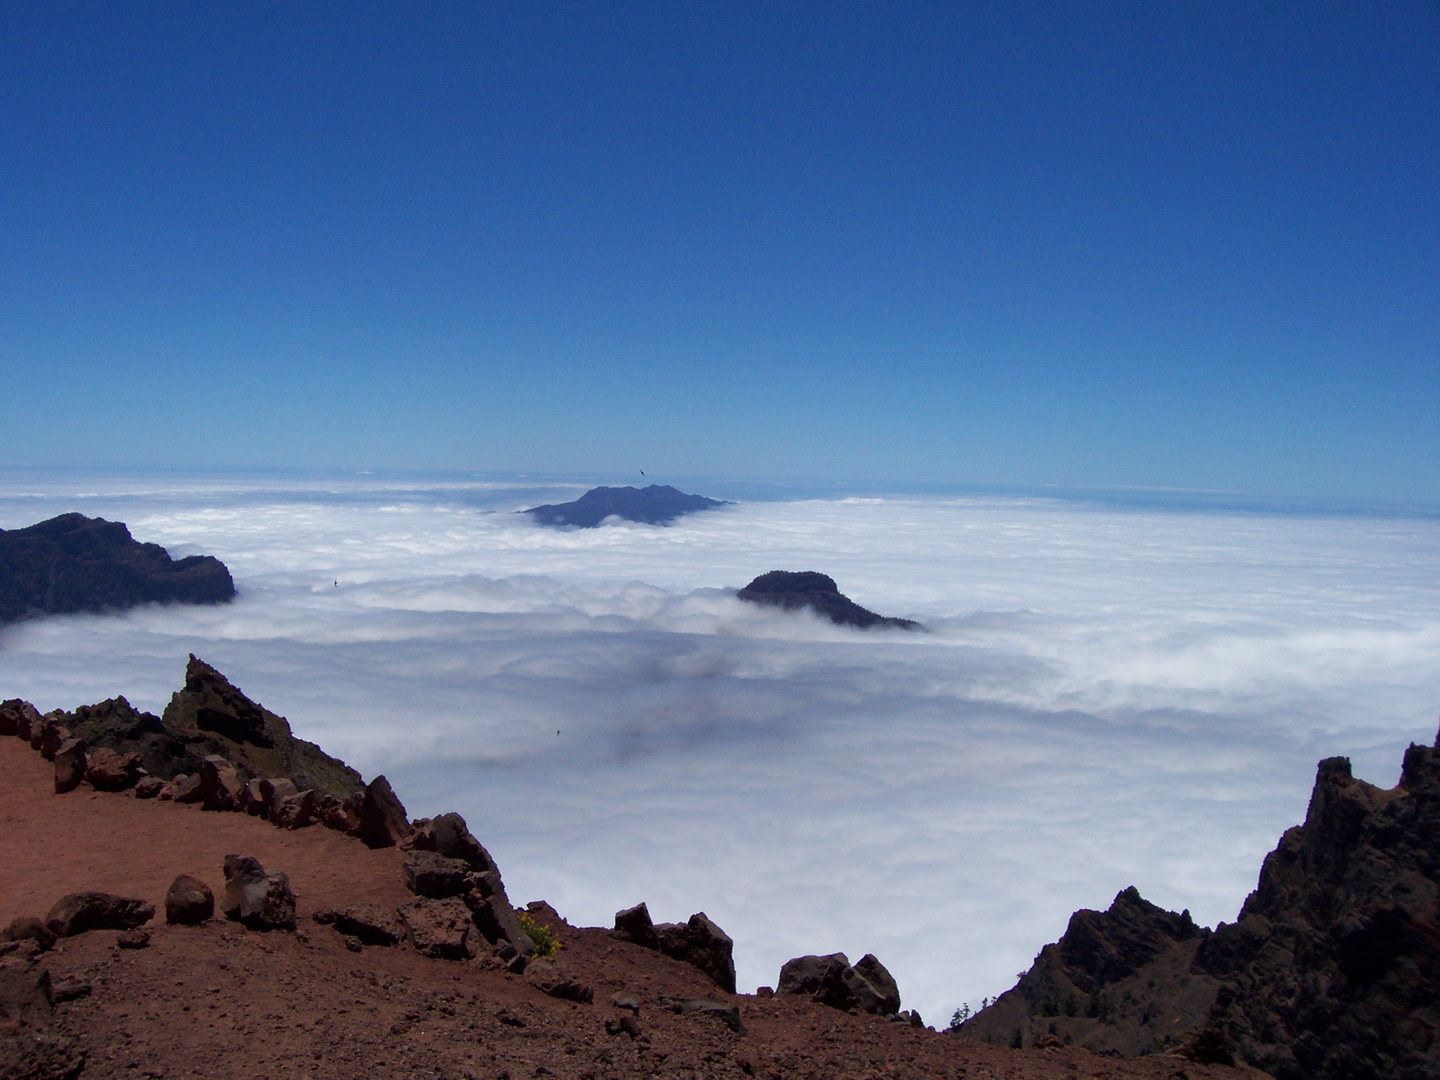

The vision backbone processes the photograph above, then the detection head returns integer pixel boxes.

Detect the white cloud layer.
[2,472,1438,1023]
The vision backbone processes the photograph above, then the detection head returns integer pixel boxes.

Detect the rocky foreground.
[0,662,1259,1080]
[0,515,234,625]
[960,734,1440,1080]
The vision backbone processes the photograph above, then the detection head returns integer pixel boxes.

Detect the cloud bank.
[1,472,1437,1023]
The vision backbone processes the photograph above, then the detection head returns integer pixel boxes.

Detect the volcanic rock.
[165,875,215,925]
[37,717,70,761]
[172,773,203,803]
[274,789,317,829]
[116,928,150,949]
[778,952,901,1016]
[0,965,85,1080]
[51,738,87,794]
[666,996,747,1035]
[1,699,40,740]
[221,854,296,931]
[44,892,154,938]
[398,898,475,960]
[356,775,409,848]
[524,485,726,528]
[0,511,234,624]
[404,811,501,874]
[613,902,661,950]
[198,754,244,811]
[525,959,595,1004]
[83,747,141,791]
[736,571,920,630]
[962,733,1440,1080]
[1,917,55,952]
[403,850,470,899]
[655,912,736,994]
[133,774,163,799]
[313,904,403,947]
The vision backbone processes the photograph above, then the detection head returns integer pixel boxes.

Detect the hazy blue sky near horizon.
[2,3,1437,499]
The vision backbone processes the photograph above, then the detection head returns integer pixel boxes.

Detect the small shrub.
[519,912,561,958]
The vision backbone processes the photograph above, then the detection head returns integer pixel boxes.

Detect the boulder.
[667,996,747,1035]
[221,854,296,931]
[0,965,86,1080]
[52,738,88,794]
[314,792,353,832]
[464,872,536,964]
[172,773,203,803]
[260,777,298,818]
[133,775,164,799]
[0,707,18,737]
[199,755,244,811]
[273,789,317,830]
[237,778,268,815]
[525,959,594,1003]
[848,953,901,1015]
[777,952,900,1015]
[656,912,737,994]
[37,716,70,760]
[45,892,154,938]
[313,904,403,947]
[84,747,141,791]
[405,811,499,874]
[1,917,55,952]
[613,902,660,950]
[165,875,215,925]
[355,775,408,848]
[2,699,40,741]
[778,952,851,997]
[403,850,470,899]
[398,898,475,960]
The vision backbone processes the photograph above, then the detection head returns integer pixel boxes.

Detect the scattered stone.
[403,850,470,899]
[610,993,641,1014]
[116,929,150,949]
[1,917,55,952]
[52,738,88,794]
[49,978,92,1003]
[894,1009,925,1028]
[45,892,154,938]
[274,789,317,829]
[355,775,409,848]
[221,855,296,931]
[84,747,142,791]
[666,996,746,1035]
[605,1014,642,1038]
[313,904,403,947]
[656,912,736,994]
[198,755,244,811]
[398,898,475,960]
[525,958,594,1004]
[165,875,215,926]
[133,775,164,799]
[613,902,660,950]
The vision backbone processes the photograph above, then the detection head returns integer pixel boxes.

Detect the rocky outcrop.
[0,512,235,624]
[356,775,410,848]
[165,875,215,925]
[736,571,920,630]
[399,898,476,960]
[221,855,296,931]
[313,904,403,947]
[525,485,726,528]
[403,850,470,899]
[778,952,902,1016]
[656,913,737,994]
[613,902,661,950]
[44,892,154,938]
[960,732,1440,1080]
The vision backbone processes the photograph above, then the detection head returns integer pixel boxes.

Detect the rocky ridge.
[0,513,234,624]
[960,732,1440,1080]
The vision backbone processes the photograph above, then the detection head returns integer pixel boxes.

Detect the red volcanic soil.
[0,736,1270,1079]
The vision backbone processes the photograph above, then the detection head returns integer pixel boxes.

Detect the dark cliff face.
[524,485,726,527]
[959,732,1440,1080]
[0,513,235,624]
[736,571,920,630]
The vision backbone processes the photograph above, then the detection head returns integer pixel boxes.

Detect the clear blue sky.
[2,3,1436,501]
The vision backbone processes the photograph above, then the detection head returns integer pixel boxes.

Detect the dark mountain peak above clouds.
[524,485,727,527]
[737,571,921,630]
[958,729,1440,1079]
[0,512,235,624]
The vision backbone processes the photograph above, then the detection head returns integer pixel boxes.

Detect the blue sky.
[2,3,1436,500]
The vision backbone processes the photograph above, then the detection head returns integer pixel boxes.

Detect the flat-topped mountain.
[958,732,1440,1079]
[0,513,235,624]
[736,571,921,630]
[524,485,726,527]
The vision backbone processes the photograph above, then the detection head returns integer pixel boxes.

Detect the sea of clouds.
[2,470,1438,1024]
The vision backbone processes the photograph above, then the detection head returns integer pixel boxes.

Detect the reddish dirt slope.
[1,736,1269,1080]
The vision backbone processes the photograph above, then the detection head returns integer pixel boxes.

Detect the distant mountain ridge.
[524,485,726,527]
[737,571,921,630]
[0,513,235,624]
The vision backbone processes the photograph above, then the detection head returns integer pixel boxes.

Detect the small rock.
[221,855,296,931]
[671,997,746,1035]
[165,875,215,926]
[45,892,154,938]
[525,958,594,1004]
[52,738,88,794]
[133,775,164,799]
[116,929,150,949]
[49,977,93,1003]
[606,1014,642,1038]
[1,917,56,952]
[1036,1032,1064,1049]
[610,993,641,1014]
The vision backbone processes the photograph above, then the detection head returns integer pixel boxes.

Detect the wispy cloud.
[1,473,1437,1022]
